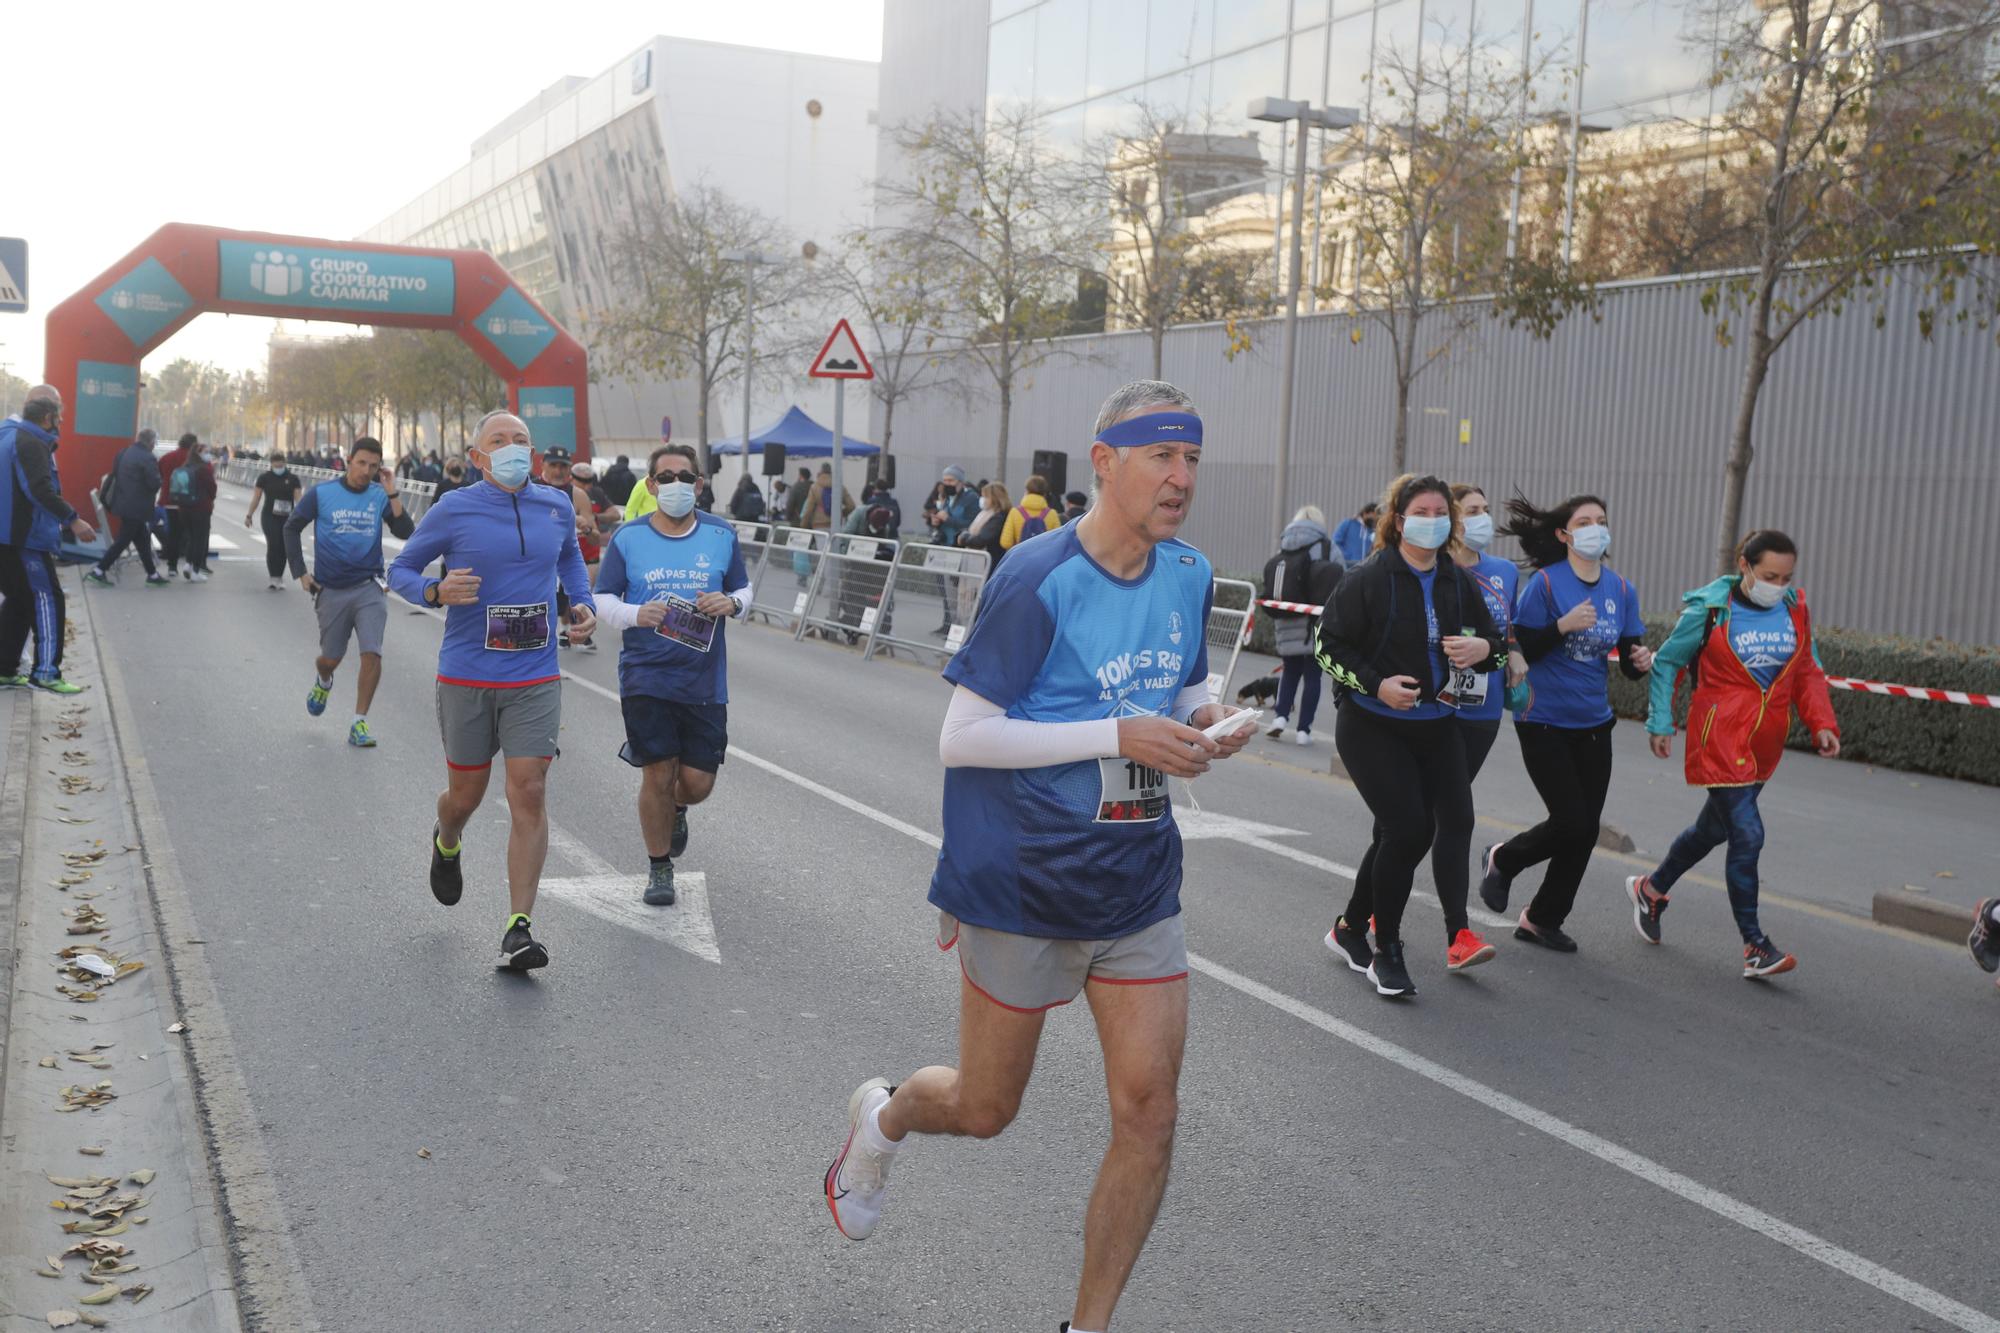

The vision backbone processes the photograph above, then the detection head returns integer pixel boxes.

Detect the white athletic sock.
[352,714,366,725]
[1988,901,2000,929]
[860,1101,900,1157]
[316,675,333,689]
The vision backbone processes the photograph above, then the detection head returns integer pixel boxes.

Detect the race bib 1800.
[484,602,550,652]
[1096,757,1168,823]
[654,596,717,653]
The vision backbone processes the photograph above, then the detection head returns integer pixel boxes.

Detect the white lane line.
[543,819,719,964]
[639,713,1997,1332]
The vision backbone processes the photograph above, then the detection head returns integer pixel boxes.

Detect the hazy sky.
[2,1,883,386]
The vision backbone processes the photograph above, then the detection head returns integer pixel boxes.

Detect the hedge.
[1217,574,2000,786]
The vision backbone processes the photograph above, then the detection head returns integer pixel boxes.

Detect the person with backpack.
[1261,505,1337,745]
[156,432,192,577]
[1478,493,1655,952]
[999,473,1062,553]
[1627,530,1838,979]
[0,391,96,693]
[86,430,170,587]
[1314,475,1504,996]
[728,471,767,523]
[173,436,218,580]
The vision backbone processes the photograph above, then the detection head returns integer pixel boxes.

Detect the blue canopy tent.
[710,405,878,457]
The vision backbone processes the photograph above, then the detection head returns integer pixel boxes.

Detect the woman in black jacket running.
[1314,474,1504,998]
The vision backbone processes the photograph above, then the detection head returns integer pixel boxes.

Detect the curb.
[82,580,323,1332]
[0,691,33,1122]
[1870,891,1975,945]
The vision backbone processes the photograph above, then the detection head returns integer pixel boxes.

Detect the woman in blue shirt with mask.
[1478,494,1654,951]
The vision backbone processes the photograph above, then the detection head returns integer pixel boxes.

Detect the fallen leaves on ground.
[54,1083,116,1113]
[63,905,109,935]
[60,751,92,767]
[77,1146,105,1157]
[46,1312,80,1328]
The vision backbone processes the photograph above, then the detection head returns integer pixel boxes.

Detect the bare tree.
[1331,25,1575,471]
[1081,104,1274,378]
[876,106,1094,482]
[824,229,962,456]
[594,185,809,473]
[1684,0,2000,573]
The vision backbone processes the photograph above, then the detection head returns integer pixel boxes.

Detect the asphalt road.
[78,490,2000,1331]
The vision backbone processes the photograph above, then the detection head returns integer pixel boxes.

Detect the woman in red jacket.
[1628,530,1839,978]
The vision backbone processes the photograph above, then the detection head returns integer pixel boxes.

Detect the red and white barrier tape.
[1249,599,1998,707]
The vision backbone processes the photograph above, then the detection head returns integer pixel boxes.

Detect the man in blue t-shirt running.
[592,443,752,906]
[283,437,414,748]
[824,381,1256,1333]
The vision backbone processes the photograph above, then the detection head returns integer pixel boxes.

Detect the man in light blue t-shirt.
[824,381,1257,1333]
[592,443,752,906]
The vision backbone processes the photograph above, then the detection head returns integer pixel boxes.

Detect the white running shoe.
[1265,720,1287,739]
[191,570,210,582]
[1294,729,1312,746]
[825,1077,896,1240]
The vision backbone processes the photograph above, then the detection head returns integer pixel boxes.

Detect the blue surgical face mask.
[1461,513,1495,551]
[1401,514,1452,550]
[1569,522,1611,560]
[660,480,698,519]
[486,444,532,488]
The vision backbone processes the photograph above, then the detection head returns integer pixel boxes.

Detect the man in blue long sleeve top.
[387,410,597,971]
[1,390,97,694]
[283,438,414,747]
[591,443,753,906]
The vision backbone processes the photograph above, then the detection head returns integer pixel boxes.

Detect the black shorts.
[619,695,728,773]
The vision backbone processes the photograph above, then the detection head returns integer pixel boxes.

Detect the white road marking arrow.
[542,819,720,964]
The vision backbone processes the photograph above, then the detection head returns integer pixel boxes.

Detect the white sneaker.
[1294,729,1312,746]
[825,1078,896,1240]
[1265,719,1288,739]
[191,570,210,582]
[268,579,283,590]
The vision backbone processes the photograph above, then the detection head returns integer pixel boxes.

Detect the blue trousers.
[0,545,64,679]
[1275,654,1322,732]
[1651,784,1767,943]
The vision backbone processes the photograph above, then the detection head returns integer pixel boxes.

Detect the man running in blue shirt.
[387,411,596,971]
[592,443,752,906]
[284,438,414,747]
[824,380,1256,1333]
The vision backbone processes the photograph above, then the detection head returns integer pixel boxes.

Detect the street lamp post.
[721,249,783,494]
[1249,98,1360,542]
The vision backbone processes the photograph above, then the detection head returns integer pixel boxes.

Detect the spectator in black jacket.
[88,430,168,586]
[599,455,637,506]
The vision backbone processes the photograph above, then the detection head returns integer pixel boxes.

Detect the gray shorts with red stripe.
[938,910,1188,1013]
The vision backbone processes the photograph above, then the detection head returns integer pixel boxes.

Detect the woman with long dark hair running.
[1477,494,1653,951]
[1626,530,1839,978]
[1317,475,1504,997]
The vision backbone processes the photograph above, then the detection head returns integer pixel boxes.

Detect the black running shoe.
[1478,842,1513,914]
[644,859,677,906]
[1366,940,1416,997]
[1969,898,2000,973]
[670,804,690,858]
[1742,937,1796,979]
[499,917,549,970]
[1323,916,1373,975]
[1514,912,1579,953]
[430,825,463,906]
[1626,875,1667,945]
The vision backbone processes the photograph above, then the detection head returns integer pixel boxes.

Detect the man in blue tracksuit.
[592,443,753,906]
[284,438,414,748]
[1,391,97,694]
[388,410,596,972]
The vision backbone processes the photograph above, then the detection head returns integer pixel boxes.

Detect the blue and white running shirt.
[595,512,751,705]
[932,524,1213,940]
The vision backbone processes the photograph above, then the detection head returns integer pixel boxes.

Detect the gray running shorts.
[315,580,388,660]
[434,679,562,771]
[938,910,1189,1013]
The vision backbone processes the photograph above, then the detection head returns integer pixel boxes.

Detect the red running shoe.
[1447,929,1497,972]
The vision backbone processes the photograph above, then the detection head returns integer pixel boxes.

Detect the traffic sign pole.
[832,380,845,536]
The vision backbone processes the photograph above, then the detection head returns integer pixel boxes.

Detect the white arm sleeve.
[938,686,1121,769]
[728,583,754,620]
[1173,681,1213,725]
[593,591,643,632]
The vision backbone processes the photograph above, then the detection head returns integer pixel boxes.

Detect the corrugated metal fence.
[883,263,2000,645]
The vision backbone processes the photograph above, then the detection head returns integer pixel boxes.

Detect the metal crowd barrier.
[866,543,992,664]
[1204,577,1257,704]
[797,532,900,652]
[220,460,438,520]
[741,525,831,633]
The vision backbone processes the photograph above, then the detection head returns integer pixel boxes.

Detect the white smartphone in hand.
[1200,708,1264,742]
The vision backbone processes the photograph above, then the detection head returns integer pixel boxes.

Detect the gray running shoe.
[644,859,677,906]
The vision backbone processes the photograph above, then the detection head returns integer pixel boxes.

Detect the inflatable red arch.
[43,222,591,490]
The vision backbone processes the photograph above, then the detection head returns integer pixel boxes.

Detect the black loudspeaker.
[1031,449,1068,498]
[866,453,897,488]
[762,442,785,476]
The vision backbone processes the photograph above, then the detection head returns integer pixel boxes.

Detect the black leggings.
[1336,704,1474,947]
[1352,717,1501,943]
[261,513,289,577]
[1497,719,1616,929]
